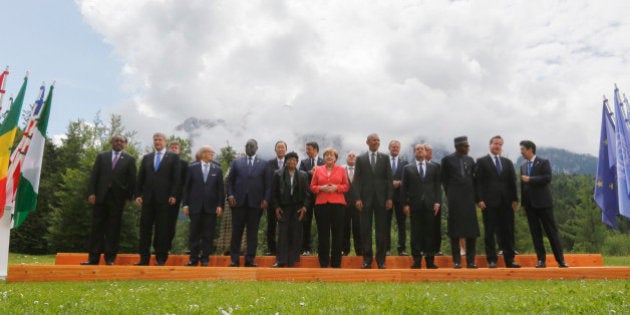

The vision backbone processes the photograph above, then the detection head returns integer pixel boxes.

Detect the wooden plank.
[54,253,604,268]
[7,265,629,283]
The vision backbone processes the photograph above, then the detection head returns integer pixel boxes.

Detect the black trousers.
[342,203,362,255]
[524,204,565,263]
[433,208,442,253]
[315,203,345,268]
[167,203,180,251]
[360,198,388,266]
[410,206,435,260]
[88,190,124,263]
[482,204,515,264]
[265,207,277,254]
[230,206,262,265]
[188,212,218,263]
[450,237,476,265]
[301,206,315,252]
[386,200,407,253]
[138,196,172,263]
[276,205,302,266]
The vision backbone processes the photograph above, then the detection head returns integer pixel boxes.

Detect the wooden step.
[54,253,604,268]
[7,265,629,283]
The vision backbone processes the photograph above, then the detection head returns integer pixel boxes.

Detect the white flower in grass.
[34,301,38,304]
[299,302,306,306]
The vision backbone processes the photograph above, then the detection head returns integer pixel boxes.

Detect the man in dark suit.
[181,145,224,267]
[342,151,361,256]
[475,135,521,268]
[167,141,189,254]
[82,135,136,265]
[354,133,394,269]
[519,140,568,268]
[298,141,324,256]
[135,132,181,266]
[264,140,287,256]
[425,144,443,256]
[226,139,270,267]
[402,144,441,269]
[441,136,479,269]
[271,151,311,267]
[387,140,409,256]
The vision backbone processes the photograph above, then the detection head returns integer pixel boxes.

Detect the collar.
[247,154,256,160]
[155,149,166,155]
[529,155,536,163]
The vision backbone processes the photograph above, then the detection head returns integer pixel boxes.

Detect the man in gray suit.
[354,133,394,269]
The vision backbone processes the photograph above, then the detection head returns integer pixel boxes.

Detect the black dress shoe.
[400,251,409,256]
[361,263,371,269]
[467,264,478,269]
[184,261,198,267]
[134,261,149,266]
[453,263,462,269]
[245,262,258,267]
[80,261,98,265]
[411,262,421,269]
[201,262,209,267]
[228,262,239,267]
[558,261,569,268]
[378,264,386,269]
[155,261,166,266]
[488,262,497,269]
[535,260,546,268]
[506,262,521,268]
[272,262,285,268]
[426,264,439,269]
[105,261,114,266]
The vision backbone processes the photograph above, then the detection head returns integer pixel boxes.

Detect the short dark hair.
[520,140,536,154]
[489,135,503,144]
[285,151,299,162]
[306,141,319,152]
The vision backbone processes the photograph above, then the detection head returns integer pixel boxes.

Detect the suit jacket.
[271,168,311,209]
[353,151,394,208]
[266,158,284,208]
[136,151,182,204]
[310,164,350,205]
[520,157,553,208]
[474,154,518,208]
[88,150,137,205]
[390,157,409,203]
[182,162,225,214]
[299,156,324,184]
[401,161,441,210]
[226,155,270,208]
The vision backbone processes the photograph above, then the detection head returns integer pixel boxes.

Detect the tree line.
[9,115,630,256]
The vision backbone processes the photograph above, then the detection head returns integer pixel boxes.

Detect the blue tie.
[203,163,209,183]
[494,156,502,175]
[527,161,532,176]
[154,151,162,172]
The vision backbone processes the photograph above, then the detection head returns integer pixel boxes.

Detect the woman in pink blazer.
[310,148,350,268]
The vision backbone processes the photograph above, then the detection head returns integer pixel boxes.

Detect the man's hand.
[182,206,189,217]
[433,204,440,216]
[168,197,176,205]
[521,175,530,183]
[355,200,363,212]
[228,196,237,208]
[298,207,306,221]
[217,207,223,217]
[403,205,410,216]
[392,180,401,189]
[478,201,486,210]
[276,207,283,220]
[261,200,268,209]
[512,201,519,211]
[385,199,393,210]
[88,194,96,205]
[135,197,143,206]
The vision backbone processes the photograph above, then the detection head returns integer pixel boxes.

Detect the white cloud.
[79,0,630,160]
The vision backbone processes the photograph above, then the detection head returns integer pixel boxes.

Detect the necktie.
[494,156,502,175]
[348,167,354,183]
[370,152,376,170]
[203,163,209,183]
[248,157,253,173]
[112,152,120,170]
[391,157,397,173]
[154,151,162,172]
[418,162,424,178]
[311,158,315,168]
[527,161,533,176]
[278,159,283,169]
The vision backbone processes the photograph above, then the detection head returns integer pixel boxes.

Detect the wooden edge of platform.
[7,265,629,283]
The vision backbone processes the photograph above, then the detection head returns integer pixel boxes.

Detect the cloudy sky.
[3,0,630,160]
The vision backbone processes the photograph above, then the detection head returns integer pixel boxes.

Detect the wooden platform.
[6,253,628,283]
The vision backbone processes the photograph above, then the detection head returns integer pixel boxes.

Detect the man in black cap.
[441,136,479,269]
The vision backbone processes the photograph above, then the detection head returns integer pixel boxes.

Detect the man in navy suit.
[475,135,521,268]
[226,139,270,267]
[182,145,224,266]
[82,135,136,265]
[519,140,568,268]
[135,132,181,266]
[387,140,409,256]
[298,141,324,255]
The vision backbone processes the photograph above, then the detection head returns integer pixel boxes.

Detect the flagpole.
[0,66,9,112]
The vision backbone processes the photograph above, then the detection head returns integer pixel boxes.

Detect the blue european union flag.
[594,100,618,228]
[613,87,630,220]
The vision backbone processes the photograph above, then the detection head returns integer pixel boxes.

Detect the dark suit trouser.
[450,237,476,266]
[386,200,407,253]
[88,190,124,263]
[342,203,362,255]
[138,196,172,263]
[188,212,218,263]
[230,206,262,265]
[167,203,180,251]
[265,208,277,254]
[301,206,314,252]
[360,199,388,266]
[276,205,301,266]
[524,204,565,263]
[315,203,345,268]
[482,205,515,264]
[410,206,435,260]
[433,209,442,253]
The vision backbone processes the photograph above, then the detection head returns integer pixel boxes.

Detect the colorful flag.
[0,76,28,219]
[613,86,630,219]
[12,84,53,228]
[594,99,619,228]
